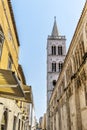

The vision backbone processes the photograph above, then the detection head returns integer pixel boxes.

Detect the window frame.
[59,62,63,72]
[0,25,4,60]
[58,46,63,55]
[7,55,13,70]
[52,46,56,55]
[52,62,56,72]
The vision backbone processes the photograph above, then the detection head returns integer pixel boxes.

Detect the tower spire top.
[54,16,56,21]
[51,16,59,37]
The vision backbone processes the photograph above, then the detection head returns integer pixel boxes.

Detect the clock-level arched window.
[58,46,63,55]
[52,46,56,55]
[0,25,5,59]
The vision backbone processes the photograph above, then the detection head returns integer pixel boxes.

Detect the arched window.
[52,46,56,55]
[52,62,56,72]
[58,46,63,55]
[1,111,8,130]
[59,62,63,72]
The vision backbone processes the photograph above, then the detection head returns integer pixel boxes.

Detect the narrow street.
[0,0,87,130]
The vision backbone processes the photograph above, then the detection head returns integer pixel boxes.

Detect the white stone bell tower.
[47,17,66,106]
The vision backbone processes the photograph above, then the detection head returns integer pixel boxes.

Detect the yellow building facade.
[0,0,34,130]
[0,0,19,71]
[48,1,87,130]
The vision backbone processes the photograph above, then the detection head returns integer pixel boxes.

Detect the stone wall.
[49,1,87,130]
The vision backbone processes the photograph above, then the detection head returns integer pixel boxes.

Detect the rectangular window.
[7,55,13,70]
[0,44,2,59]
[0,27,4,60]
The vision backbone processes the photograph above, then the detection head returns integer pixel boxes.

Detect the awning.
[0,69,25,99]
[22,85,32,103]
[22,85,31,92]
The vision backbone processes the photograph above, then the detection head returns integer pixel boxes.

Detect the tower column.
[46,17,66,130]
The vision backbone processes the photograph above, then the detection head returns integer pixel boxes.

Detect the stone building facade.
[41,113,46,130]
[38,114,46,130]
[48,1,87,130]
[0,0,35,130]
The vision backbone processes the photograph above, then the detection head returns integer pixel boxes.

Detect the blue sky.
[11,0,85,121]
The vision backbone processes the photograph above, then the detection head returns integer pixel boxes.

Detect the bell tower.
[47,17,66,106]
